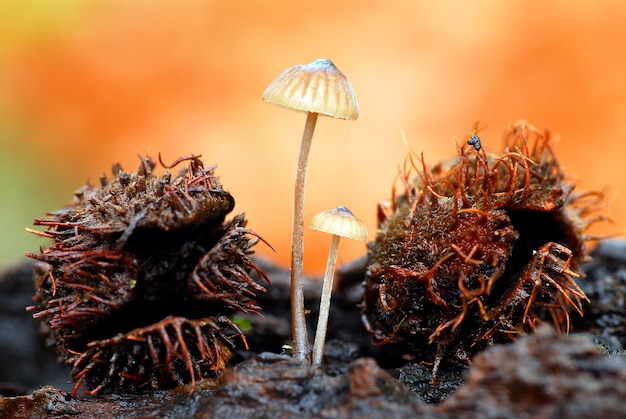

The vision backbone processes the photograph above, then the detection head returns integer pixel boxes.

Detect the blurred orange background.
[1,1,624,275]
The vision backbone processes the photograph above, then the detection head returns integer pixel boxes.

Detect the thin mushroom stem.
[312,234,341,368]
[291,111,319,362]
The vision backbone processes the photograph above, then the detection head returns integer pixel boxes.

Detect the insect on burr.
[362,120,604,384]
[468,134,481,151]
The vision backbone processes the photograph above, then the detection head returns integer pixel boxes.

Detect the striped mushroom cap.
[263,58,359,120]
[310,206,367,241]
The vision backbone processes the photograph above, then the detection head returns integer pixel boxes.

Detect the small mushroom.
[263,59,359,362]
[309,206,367,368]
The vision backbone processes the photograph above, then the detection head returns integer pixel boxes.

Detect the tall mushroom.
[263,59,359,362]
[309,206,367,368]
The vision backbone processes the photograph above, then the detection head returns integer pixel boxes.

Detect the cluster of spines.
[27,155,270,395]
[70,316,240,395]
[365,121,603,382]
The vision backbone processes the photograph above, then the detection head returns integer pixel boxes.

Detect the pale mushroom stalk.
[311,233,341,368]
[309,206,367,368]
[263,59,359,363]
[290,111,318,361]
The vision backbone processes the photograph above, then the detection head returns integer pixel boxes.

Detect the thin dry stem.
[290,111,318,362]
[312,234,341,368]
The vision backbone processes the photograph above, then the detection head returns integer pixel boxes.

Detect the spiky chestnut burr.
[362,121,605,383]
[26,155,270,395]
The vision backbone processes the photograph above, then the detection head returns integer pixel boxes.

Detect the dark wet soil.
[1,240,625,418]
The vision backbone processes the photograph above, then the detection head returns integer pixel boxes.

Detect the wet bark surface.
[1,240,625,418]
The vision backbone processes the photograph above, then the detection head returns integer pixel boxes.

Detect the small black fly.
[468,134,481,151]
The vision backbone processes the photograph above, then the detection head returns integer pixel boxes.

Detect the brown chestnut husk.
[27,155,270,395]
[362,121,605,382]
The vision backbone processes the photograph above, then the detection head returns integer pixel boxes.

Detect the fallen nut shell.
[362,121,604,383]
[26,155,271,395]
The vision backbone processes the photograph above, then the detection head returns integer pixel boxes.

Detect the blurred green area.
[0,121,75,270]
[0,1,85,270]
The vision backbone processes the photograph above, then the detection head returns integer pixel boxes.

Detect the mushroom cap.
[310,206,368,241]
[263,58,359,120]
